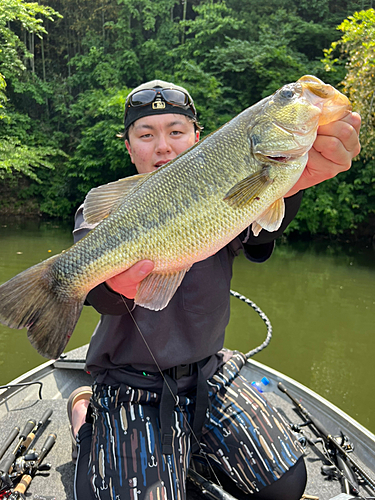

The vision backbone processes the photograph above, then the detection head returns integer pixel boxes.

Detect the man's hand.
[106,260,154,299]
[286,112,361,197]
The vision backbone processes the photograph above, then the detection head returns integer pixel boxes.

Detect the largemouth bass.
[0,76,351,359]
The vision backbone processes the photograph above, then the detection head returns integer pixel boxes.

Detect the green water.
[1,217,374,433]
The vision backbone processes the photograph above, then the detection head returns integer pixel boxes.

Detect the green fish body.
[0,76,351,358]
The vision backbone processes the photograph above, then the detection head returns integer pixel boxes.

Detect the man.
[69,80,361,500]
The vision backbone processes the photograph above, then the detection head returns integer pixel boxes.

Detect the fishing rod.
[0,428,20,462]
[21,410,53,451]
[0,410,53,491]
[0,419,36,491]
[188,468,238,500]
[7,432,56,500]
[277,382,375,496]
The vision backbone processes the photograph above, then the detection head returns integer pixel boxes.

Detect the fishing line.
[119,294,224,489]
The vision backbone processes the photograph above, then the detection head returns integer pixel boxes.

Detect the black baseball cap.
[124,80,197,130]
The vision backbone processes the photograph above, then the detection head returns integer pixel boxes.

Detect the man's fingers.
[342,111,361,135]
[285,112,361,197]
[125,260,155,285]
[106,260,155,299]
[311,134,352,170]
[316,112,361,159]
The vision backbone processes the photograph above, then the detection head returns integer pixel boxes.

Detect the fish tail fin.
[0,255,86,359]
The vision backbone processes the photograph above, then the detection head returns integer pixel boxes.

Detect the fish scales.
[0,76,351,358]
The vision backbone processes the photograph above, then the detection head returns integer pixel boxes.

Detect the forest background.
[0,0,374,239]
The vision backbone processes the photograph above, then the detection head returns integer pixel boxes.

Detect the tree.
[0,0,62,181]
[0,0,61,112]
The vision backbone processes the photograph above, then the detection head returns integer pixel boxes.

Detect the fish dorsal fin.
[134,269,188,311]
[83,173,151,224]
[251,198,285,236]
[223,168,272,209]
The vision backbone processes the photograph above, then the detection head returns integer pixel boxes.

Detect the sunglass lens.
[162,89,188,106]
[131,90,156,106]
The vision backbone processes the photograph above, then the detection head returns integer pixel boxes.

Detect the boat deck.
[1,346,374,500]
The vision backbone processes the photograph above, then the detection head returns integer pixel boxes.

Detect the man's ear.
[125,140,134,163]
[195,131,200,143]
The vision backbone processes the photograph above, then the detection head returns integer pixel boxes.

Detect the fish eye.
[279,88,295,99]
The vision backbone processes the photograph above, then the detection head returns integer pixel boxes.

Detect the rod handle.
[38,433,57,464]
[13,473,32,494]
[38,408,53,427]
[23,409,54,449]
[42,433,57,453]
[23,432,36,450]
[0,426,20,460]
[336,453,360,495]
[277,382,288,394]
[19,419,37,440]
[0,452,16,475]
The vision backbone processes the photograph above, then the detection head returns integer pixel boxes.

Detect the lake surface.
[0,217,374,433]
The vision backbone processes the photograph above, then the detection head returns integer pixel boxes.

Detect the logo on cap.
[152,100,166,110]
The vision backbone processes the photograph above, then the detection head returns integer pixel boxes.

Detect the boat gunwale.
[0,358,55,404]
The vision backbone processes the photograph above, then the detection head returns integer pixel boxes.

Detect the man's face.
[125,113,199,174]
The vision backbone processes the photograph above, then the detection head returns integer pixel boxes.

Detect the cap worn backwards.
[124,79,197,130]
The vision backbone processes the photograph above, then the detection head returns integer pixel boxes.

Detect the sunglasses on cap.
[125,88,197,117]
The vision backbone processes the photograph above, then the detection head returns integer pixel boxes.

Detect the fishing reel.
[10,453,38,476]
[334,433,355,453]
[289,422,311,449]
[11,459,51,479]
[0,472,13,494]
[322,433,355,464]
[0,451,51,495]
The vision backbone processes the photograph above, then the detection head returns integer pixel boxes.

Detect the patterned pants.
[76,352,303,500]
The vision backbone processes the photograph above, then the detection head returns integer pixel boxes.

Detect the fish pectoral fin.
[83,173,151,224]
[251,221,263,237]
[223,168,272,209]
[251,198,285,236]
[134,269,188,311]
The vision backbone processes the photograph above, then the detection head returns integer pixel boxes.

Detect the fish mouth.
[255,142,308,164]
[258,153,295,164]
[265,155,291,163]
[298,75,351,125]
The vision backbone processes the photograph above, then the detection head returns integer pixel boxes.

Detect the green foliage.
[64,87,136,210]
[0,0,62,184]
[0,136,57,180]
[325,9,375,160]
[0,0,61,83]
[0,74,6,118]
